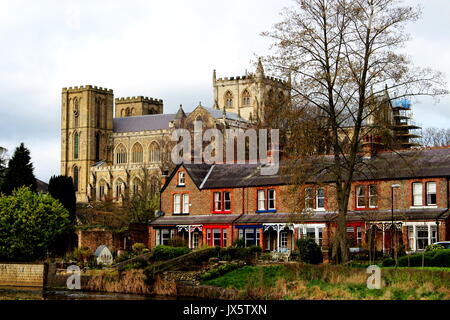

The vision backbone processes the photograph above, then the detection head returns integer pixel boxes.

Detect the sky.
[0,0,449,183]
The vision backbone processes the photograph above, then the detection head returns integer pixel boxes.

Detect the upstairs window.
[173,193,189,214]
[412,182,423,206]
[316,188,325,210]
[178,172,185,186]
[305,188,314,210]
[256,189,277,212]
[355,184,378,209]
[73,166,79,192]
[426,182,437,206]
[257,190,266,211]
[149,142,160,163]
[356,186,366,208]
[369,185,378,208]
[268,189,276,210]
[213,191,231,213]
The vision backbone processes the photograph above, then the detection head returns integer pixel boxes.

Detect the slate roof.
[36,179,48,193]
[149,214,242,226]
[345,208,449,222]
[202,107,248,122]
[113,114,179,133]
[235,212,334,224]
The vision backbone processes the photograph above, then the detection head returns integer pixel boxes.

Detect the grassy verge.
[202,264,450,300]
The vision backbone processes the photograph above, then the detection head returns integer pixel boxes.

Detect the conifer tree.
[48,175,77,223]
[1,143,37,195]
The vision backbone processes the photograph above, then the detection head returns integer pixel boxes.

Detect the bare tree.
[419,127,450,147]
[263,0,447,263]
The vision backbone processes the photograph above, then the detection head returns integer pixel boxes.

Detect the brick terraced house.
[149,147,450,257]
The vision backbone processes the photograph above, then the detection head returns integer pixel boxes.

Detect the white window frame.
[412,182,423,207]
[356,185,366,208]
[426,182,437,206]
[315,188,325,210]
[223,191,231,211]
[368,184,378,208]
[268,189,276,210]
[182,194,189,214]
[214,192,222,211]
[257,190,266,211]
[178,172,185,186]
[305,188,314,210]
[173,194,181,214]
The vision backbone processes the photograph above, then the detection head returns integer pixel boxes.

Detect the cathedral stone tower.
[115,96,163,118]
[212,58,290,123]
[61,85,114,202]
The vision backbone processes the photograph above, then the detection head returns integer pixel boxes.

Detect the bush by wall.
[151,245,190,261]
[218,246,262,262]
[397,249,450,267]
[200,262,245,281]
[296,238,323,264]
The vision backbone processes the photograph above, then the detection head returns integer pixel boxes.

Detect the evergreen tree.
[48,175,77,223]
[1,143,37,195]
[0,147,7,190]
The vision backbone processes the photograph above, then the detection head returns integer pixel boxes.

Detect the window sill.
[314,208,326,212]
[173,213,190,215]
[212,211,232,214]
[256,210,277,213]
[410,205,438,209]
[176,185,186,188]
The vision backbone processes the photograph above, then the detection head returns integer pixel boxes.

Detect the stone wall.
[0,263,47,287]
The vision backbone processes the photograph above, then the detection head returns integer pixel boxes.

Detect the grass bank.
[202,263,450,300]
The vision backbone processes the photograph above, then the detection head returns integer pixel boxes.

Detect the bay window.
[206,227,228,247]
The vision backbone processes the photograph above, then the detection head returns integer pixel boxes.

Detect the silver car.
[433,241,450,249]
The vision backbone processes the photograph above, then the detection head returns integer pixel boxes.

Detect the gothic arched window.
[95,132,101,161]
[74,133,79,160]
[115,179,124,199]
[126,108,131,117]
[150,176,160,195]
[73,98,79,128]
[115,144,128,164]
[133,177,141,195]
[242,89,251,106]
[225,91,233,108]
[149,141,160,163]
[73,166,79,192]
[96,98,101,127]
[132,143,143,163]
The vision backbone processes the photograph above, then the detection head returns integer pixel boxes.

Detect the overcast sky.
[0,0,449,182]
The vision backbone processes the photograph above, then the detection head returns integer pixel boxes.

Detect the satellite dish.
[155,210,165,217]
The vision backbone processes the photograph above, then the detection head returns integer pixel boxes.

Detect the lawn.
[201,263,450,300]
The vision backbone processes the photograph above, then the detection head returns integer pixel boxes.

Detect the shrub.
[296,238,323,264]
[218,246,262,262]
[233,238,246,248]
[382,257,396,267]
[397,251,435,267]
[425,244,445,252]
[132,243,146,254]
[167,237,188,247]
[73,247,92,263]
[200,262,244,281]
[431,249,450,267]
[115,251,136,263]
[151,245,190,261]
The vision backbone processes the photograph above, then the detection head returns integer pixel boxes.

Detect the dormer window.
[178,172,185,186]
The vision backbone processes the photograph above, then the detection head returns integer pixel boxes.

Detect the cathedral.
[60,60,291,203]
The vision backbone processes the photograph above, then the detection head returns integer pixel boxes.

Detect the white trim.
[409,206,438,209]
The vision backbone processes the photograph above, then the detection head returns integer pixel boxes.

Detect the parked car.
[432,241,450,249]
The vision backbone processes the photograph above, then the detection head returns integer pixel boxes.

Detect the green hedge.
[217,246,262,262]
[397,249,450,267]
[151,245,190,261]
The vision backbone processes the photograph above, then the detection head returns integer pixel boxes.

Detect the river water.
[0,286,181,300]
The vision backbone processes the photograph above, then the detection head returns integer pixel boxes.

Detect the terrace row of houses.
[148,147,450,257]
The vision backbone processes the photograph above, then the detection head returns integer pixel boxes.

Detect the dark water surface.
[0,286,182,300]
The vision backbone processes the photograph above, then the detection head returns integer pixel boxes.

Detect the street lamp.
[391,184,401,258]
